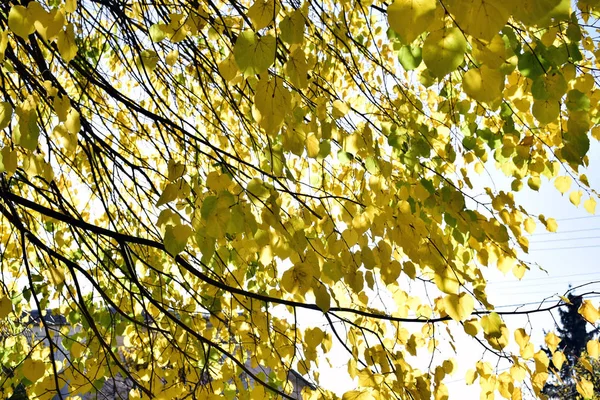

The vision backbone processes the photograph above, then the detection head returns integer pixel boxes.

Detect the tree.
[1,0,600,398]
[543,293,600,399]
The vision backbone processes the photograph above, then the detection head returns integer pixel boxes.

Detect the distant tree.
[543,294,600,399]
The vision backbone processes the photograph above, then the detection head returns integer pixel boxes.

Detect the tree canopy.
[1,0,600,399]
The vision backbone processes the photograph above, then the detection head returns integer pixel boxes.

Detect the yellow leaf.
[443,293,474,321]
[576,377,594,399]
[0,102,13,130]
[234,30,276,76]
[465,369,477,385]
[554,176,572,194]
[253,76,291,136]
[0,147,17,174]
[247,0,279,30]
[387,0,437,43]
[65,108,80,134]
[472,35,507,69]
[587,339,599,358]
[23,359,45,383]
[463,66,504,104]
[285,47,308,89]
[57,23,78,62]
[523,217,536,234]
[545,332,560,353]
[0,296,12,319]
[156,182,179,207]
[569,190,582,207]
[584,197,596,214]
[463,318,480,336]
[552,351,565,370]
[422,27,467,78]
[8,5,35,39]
[481,312,504,338]
[314,282,330,313]
[305,134,320,158]
[579,300,600,324]
[497,255,516,274]
[445,0,510,40]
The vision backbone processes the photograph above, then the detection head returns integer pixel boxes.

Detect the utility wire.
[529,235,600,243]
[529,244,600,251]
[526,227,600,237]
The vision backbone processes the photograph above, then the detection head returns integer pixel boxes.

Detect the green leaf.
[234,30,276,76]
[422,27,467,78]
[279,9,304,44]
[163,224,192,256]
[398,45,422,70]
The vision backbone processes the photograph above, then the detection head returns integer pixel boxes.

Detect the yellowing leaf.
[576,377,594,399]
[532,99,560,125]
[234,30,276,76]
[511,0,563,25]
[446,0,509,40]
[0,296,12,319]
[387,0,437,44]
[545,332,560,353]
[149,24,167,42]
[23,359,45,383]
[8,5,35,39]
[463,66,504,104]
[551,351,566,370]
[163,224,192,256]
[57,23,78,62]
[247,178,270,201]
[279,9,304,44]
[305,134,320,158]
[579,300,600,324]
[314,282,331,313]
[472,35,507,69]
[0,102,13,130]
[569,190,582,207]
[247,0,279,30]
[253,76,291,135]
[285,47,308,89]
[422,27,467,78]
[31,4,65,41]
[65,108,80,134]
[156,182,179,207]
[554,176,572,194]
[481,312,503,338]
[587,339,599,359]
[443,292,474,321]
[584,197,596,215]
[0,147,17,174]
[524,217,536,234]
[281,263,314,296]
[465,369,477,385]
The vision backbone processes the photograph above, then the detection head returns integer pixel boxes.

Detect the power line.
[529,244,600,251]
[555,215,600,221]
[529,235,600,244]
[527,227,600,237]
[487,271,600,285]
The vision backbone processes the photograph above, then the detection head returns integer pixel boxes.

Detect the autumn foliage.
[1,0,600,399]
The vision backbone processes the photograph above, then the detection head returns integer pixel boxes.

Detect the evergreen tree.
[543,294,600,399]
